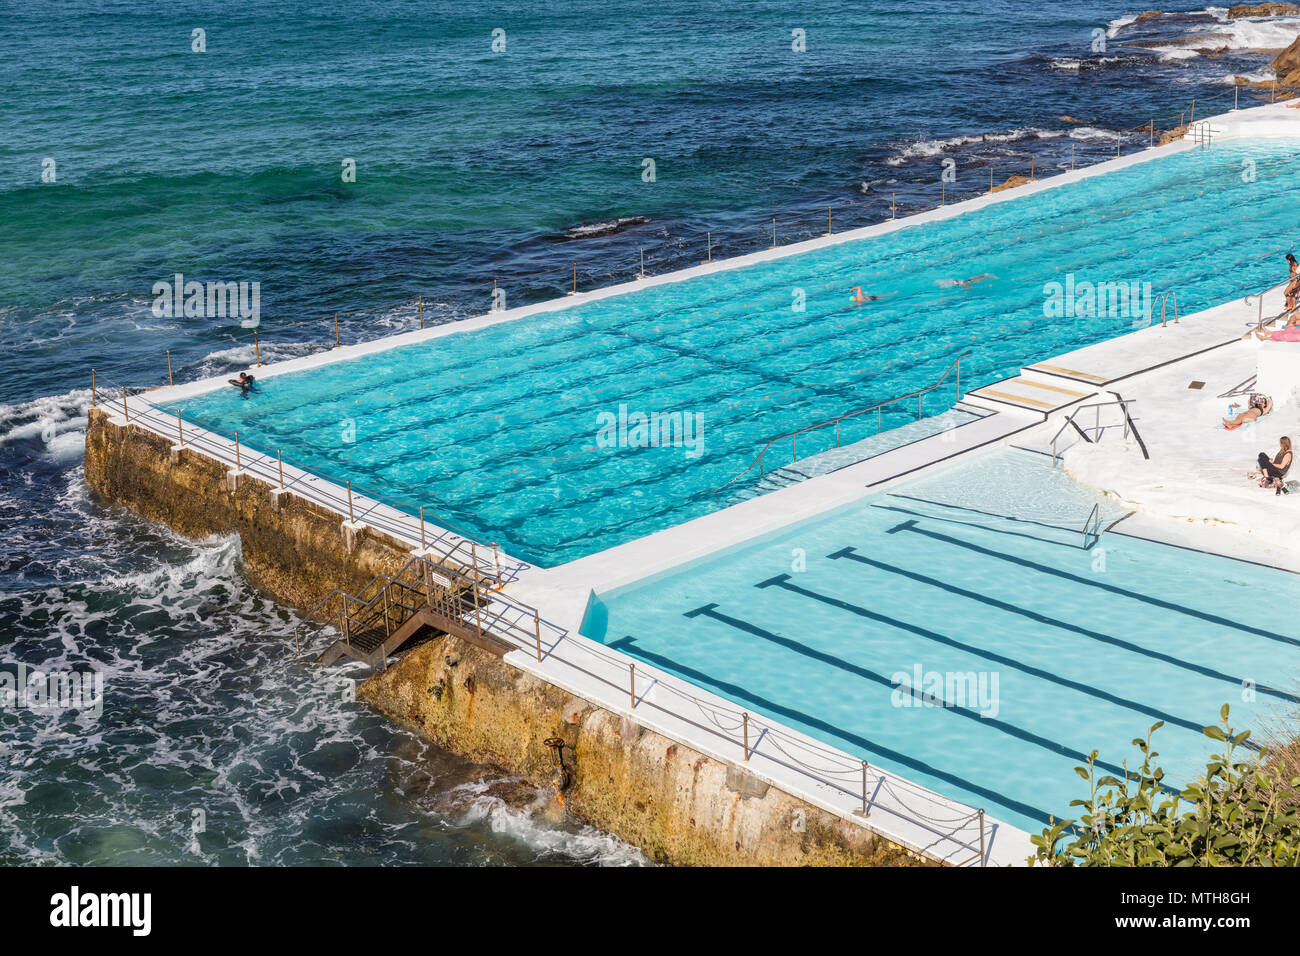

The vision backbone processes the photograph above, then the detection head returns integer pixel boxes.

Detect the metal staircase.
[296,553,558,669]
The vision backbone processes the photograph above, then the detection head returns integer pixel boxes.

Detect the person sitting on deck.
[1223,393,1271,429]
[1286,253,1299,314]
[1251,436,1293,495]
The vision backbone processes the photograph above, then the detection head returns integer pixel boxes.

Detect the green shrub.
[1031,705,1300,866]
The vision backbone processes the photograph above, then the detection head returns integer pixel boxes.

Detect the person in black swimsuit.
[1254,436,1293,495]
[1224,393,1271,429]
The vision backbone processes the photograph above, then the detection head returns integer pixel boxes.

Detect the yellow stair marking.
[972,388,1055,410]
[1017,379,1089,397]
[1028,363,1108,383]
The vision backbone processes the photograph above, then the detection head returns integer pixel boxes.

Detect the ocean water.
[1,1,1295,863]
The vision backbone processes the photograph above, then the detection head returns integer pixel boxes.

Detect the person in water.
[850,286,897,306]
[1252,435,1292,494]
[1223,393,1271,429]
[231,371,256,392]
[937,273,995,289]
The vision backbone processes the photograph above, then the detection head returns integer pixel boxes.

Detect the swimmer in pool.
[938,273,996,289]
[229,371,256,393]
[849,286,897,306]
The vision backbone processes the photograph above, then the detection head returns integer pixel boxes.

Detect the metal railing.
[1245,287,1295,335]
[91,376,516,586]
[1150,291,1179,327]
[296,552,555,664]
[97,355,996,865]
[1051,397,1147,467]
[294,555,993,864]
[1082,503,1103,551]
[1189,121,1215,146]
[721,351,972,490]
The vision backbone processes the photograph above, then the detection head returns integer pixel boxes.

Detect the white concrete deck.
[106,97,1300,866]
[1050,336,1300,569]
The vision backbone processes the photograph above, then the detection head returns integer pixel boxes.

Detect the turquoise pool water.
[582,450,1300,834]
[166,140,1300,566]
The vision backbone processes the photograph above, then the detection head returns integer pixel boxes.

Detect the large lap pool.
[166,140,1300,566]
[581,450,1300,834]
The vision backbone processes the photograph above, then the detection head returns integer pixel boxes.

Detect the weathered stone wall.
[84,409,925,866]
[84,407,409,609]
[360,636,921,866]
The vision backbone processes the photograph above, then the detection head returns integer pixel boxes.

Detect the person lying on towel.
[1223,393,1271,430]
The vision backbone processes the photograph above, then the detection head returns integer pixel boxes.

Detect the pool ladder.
[1149,292,1178,327]
[1082,503,1103,551]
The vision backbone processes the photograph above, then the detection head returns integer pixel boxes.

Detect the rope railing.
[290,552,992,864]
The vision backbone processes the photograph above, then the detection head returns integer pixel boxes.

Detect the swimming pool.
[581,450,1300,834]
[166,139,1300,566]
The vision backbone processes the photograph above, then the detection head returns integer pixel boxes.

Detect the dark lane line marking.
[613,629,1055,826]
[830,545,1292,706]
[686,602,1166,776]
[887,491,1097,535]
[889,519,1299,648]
[757,574,1216,746]
[875,505,1082,551]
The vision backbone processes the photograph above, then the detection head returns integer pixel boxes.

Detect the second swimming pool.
[582,450,1300,834]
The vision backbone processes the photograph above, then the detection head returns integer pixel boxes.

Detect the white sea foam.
[1106,13,1140,38]
[0,388,90,458]
[446,780,649,866]
[1216,16,1300,51]
[563,216,651,239]
[886,127,1066,165]
[1067,126,1126,142]
[1152,45,1204,61]
[1106,7,1300,59]
[1215,67,1278,84]
[185,340,326,380]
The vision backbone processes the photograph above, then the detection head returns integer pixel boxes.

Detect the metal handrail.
[93,376,510,586]
[1245,288,1294,335]
[1083,503,1102,550]
[295,552,561,662]
[720,351,972,491]
[1051,398,1146,466]
[294,551,991,863]
[1150,291,1178,327]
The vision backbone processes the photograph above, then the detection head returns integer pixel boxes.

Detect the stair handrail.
[1051,397,1146,467]
[294,552,565,662]
[718,351,972,491]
